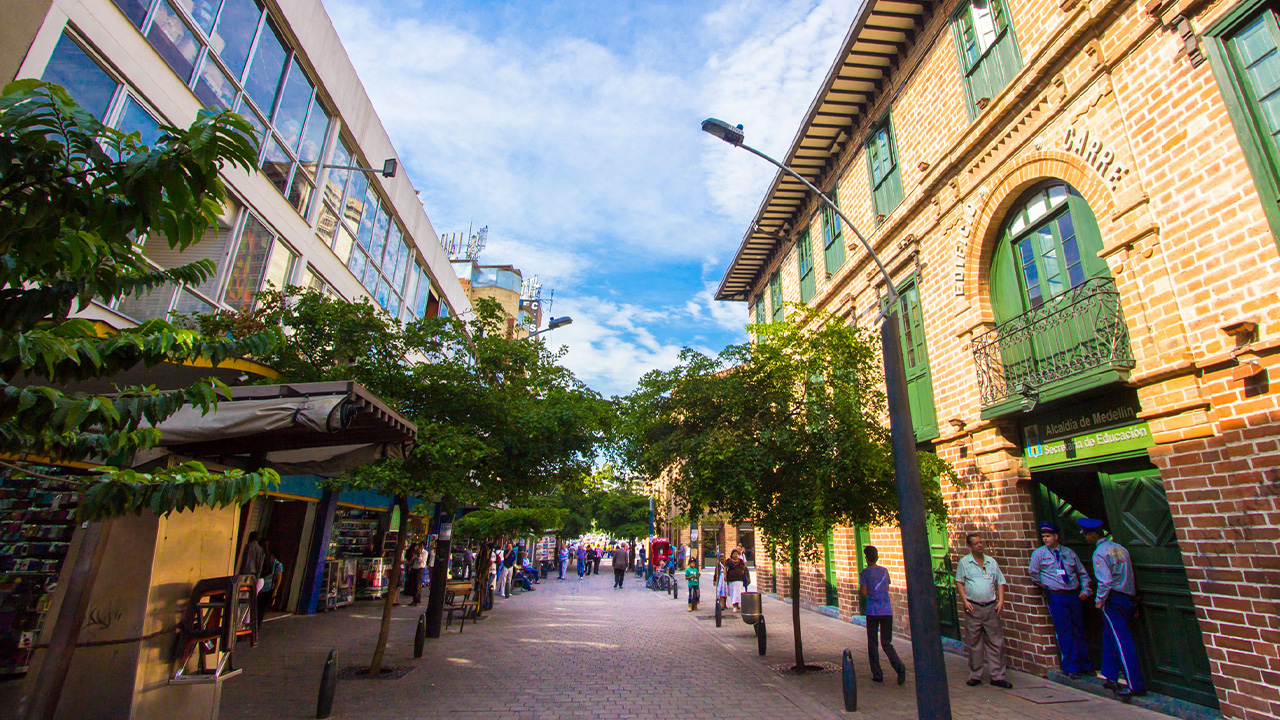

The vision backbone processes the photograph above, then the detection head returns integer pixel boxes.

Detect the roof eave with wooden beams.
[714,0,934,302]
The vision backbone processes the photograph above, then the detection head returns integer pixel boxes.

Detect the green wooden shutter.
[853,526,870,613]
[882,279,939,442]
[754,298,765,325]
[797,230,816,303]
[823,188,846,273]
[866,119,904,218]
[1206,3,1280,244]
[770,271,784,322]
[951,0,1023,119]
[823,529,838,607]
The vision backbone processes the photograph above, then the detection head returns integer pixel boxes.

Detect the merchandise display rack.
[0,471,81,677]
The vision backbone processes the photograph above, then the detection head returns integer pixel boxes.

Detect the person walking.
[239,531,265,579]
[1079,517,1145,697]
[724,549,747,613]
[859,546,906,685]
[1028,521,1093,678]
[576,545,587,579]
[558,545,568,580]
[714,555,729,610]
[685,557,701,611]
[612,542,629,588]
[592,545,603,576]
[955,532,1012,688]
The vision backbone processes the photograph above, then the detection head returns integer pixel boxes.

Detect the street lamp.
[320,157,398,178]
[527,316,572,337]
[703,118,952,720]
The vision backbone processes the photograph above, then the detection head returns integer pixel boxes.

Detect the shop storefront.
[1023,390,1216,708]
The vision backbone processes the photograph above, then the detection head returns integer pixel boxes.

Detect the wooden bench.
[444,580,479,632]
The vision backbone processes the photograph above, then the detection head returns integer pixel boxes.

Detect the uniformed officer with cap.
[1028,521,1094,678]
[1078,517,1146,697]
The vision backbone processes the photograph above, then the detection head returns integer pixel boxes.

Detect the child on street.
[685,556,700,611]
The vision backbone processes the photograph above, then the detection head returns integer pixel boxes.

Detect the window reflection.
[147,0,201,82]
[223,214,274,310]
[174,0,220,33]
[273,58,313,151]
[209,0,261,80]
[262,135,292,193]
[117,96,163,147]
[193,57,236,109]
[243,17,287,113]
[42,34,118,119]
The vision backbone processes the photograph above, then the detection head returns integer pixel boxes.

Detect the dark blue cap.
[1038,521,1059,534]
[1076,518,1104,531]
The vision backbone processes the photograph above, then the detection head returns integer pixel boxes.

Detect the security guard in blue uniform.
[1078,517,1146,697]
[1027,521,1094,678]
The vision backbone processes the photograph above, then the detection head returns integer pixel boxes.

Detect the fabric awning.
[147,381,416,476]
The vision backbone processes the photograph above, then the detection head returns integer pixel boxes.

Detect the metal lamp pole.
[702,118,952,720]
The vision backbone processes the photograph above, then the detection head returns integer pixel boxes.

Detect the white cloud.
[322,0,858,395]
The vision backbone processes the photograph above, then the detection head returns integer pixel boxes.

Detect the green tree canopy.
[616,305,953,669]
[0,80,280,519]
[454,506,565,543]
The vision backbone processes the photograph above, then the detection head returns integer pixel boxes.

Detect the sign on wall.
[1022,395,1153,468]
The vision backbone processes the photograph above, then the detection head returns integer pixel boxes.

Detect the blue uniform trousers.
[1100,593,1145,693]
[1046,591,1093,674]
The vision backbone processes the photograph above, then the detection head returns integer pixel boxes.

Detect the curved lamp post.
[527,316,573,338]
[703,118,952,720]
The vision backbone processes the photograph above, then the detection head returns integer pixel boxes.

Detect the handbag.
[743,565,751,588]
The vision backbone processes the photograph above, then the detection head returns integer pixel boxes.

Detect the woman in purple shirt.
[859,545,907,685]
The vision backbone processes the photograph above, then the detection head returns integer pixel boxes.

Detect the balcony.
[972,277,1135,416]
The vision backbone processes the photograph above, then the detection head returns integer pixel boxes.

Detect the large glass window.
[113,0,330,216]
[866,116,904,220]
[951,0,1022,119]
[222,213,276,309]
[42,34,118,118]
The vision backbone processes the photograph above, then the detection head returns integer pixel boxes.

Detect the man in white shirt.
[954,532,1011,688]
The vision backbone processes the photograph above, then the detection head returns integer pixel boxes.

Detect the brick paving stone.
[219,573,1174,720]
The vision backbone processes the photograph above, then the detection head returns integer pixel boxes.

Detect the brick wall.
[730,0,1280,716]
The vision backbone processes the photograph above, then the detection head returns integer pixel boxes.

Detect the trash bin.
[741,591,763,624]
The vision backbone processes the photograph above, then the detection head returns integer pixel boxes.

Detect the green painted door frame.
[823,529,838,607]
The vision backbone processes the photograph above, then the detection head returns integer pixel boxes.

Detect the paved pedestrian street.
[220,572,1174,720]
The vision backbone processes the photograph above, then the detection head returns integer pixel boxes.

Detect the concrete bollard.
[316,649,338,719]
[842,648,857,712]
[756,618,767,655]
[414,613,426,659]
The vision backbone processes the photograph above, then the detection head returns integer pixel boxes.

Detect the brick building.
[714,0,1280,717]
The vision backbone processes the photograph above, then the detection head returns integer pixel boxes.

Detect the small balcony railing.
[972,277,1135,408]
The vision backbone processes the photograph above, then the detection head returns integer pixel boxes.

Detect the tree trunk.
[369,495,409,675]
[790,534,806,672]
[20,518,114,720]
[475,540,493,612]
[424,501,455,638]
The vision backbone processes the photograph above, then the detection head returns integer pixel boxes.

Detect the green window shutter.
[865,118,904,219]
[1207,3,1280,244]
[797,229,816,303]
[882,278,939,442]
[823,187,846,273]
[754,298,766,325]
[770,271,784,322]
[823,529,838,607]
[951,0,1023,120]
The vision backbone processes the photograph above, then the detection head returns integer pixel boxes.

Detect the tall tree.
[194,289,611,672]
[0,81,280,719]
[616,305,953,671]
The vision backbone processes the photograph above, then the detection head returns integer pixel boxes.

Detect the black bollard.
[842,648,857,712]
[316,649,338,719]
[715,601,722,627]
[673,579,678,600]
[414,613,426,659]
[756,618,767,655]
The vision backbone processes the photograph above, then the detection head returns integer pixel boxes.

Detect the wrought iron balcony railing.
[972,277,1135,407]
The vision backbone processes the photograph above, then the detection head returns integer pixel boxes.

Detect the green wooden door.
[927,516,961,640]
[1098,469,1218,708]
[823,529,838,607]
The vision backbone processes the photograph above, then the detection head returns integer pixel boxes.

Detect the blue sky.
[322,0,861,398]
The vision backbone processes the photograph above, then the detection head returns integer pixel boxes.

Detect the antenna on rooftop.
[443,224,488,261]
